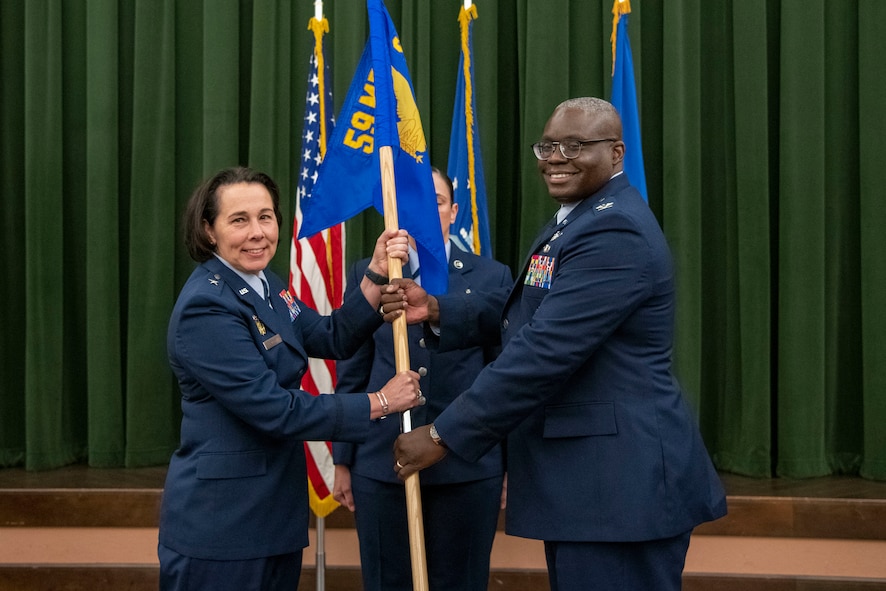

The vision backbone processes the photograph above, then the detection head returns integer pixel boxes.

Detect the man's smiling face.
[536,106,625,204]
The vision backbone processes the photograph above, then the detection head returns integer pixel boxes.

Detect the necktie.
[412,264,421,285]
[262,279,273,309]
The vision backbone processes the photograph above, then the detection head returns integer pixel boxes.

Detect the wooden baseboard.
[0,565,159,591]
[4,467,886,590]
[2,566,885,591]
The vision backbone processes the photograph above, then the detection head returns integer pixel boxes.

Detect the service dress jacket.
[434,174,727,542]
[160,256,381,561]
[333,245,513,485]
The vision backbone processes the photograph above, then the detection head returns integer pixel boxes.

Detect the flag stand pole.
[308,5,331,591]
[379,145,430,591]
[315,515,326,591]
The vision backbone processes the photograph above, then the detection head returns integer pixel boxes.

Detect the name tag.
[263,334,283,350]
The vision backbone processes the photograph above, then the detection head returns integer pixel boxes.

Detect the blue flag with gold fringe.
[448,4,492,257]
[299,0,448,295]
[610,0,648,202]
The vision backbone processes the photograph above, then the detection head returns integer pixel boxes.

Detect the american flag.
[289,17,343,518]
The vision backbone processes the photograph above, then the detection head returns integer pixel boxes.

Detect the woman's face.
[433,170,457,243]
[204,182,279,275]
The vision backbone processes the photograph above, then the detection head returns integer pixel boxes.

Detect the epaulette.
[205,272,223,289]
[593,197,616,214]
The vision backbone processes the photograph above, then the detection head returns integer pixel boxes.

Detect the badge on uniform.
[252,315,267,335]
[278,289,301,321]
[524,254,555,289]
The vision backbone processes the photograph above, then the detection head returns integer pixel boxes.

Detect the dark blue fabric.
[334,244,512,589]
[544,531,691,591]
[159,543,303,591]
[351,473,501,591]
[334,245,513,485]
[160,257,380,562]
[611,13,648,202]
[447,8,493,258]
[434,175,727,543]
[299,0,448,295]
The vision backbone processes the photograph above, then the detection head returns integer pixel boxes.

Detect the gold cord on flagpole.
[309,17,330,157]
[611,0,631,76]
[308,15,338,305]
[458,5,482,255]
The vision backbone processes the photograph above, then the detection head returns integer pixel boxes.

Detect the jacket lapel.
[260,273,308,357]
[506,176,628,311]
[204,259,307,359]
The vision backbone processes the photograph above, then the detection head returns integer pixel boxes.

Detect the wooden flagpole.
[379,145,429,591]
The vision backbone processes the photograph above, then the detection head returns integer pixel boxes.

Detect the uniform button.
[419,338,426,348]
[418,367,428,376]
[465,288,472,294]
[502,318,509,330]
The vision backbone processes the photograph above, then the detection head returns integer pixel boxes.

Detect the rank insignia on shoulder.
[209,275,220,286]
[595,202,614,211]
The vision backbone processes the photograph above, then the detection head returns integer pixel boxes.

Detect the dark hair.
[183,166,283,262]
[430,166,454,205]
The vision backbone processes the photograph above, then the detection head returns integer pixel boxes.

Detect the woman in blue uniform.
[158,166,422,591]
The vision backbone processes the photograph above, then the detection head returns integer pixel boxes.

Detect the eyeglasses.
[531,138,617,160]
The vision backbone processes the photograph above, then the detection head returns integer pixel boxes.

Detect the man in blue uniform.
[391,98,727,591]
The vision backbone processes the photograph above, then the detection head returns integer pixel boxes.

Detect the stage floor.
[2,465,886,588]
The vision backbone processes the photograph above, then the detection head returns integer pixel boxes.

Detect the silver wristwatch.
[429,423,445,447]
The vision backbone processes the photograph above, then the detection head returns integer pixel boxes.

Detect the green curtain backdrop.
[1,0,883,480]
